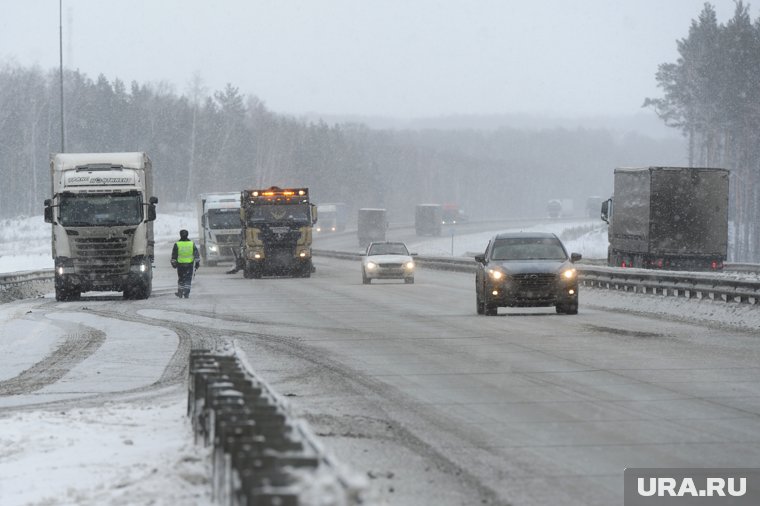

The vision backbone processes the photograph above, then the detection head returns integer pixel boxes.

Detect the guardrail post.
[187,349,362,505]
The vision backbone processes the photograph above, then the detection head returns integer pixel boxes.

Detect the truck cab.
[238,187,317,278]
[198,192,241,266]
[44,152,158,301]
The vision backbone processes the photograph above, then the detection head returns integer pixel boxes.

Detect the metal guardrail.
[0,269,54,302]
[313,250,760,305]
[0,256,757,307]
[580,265,760,305]
[188,349,365,506]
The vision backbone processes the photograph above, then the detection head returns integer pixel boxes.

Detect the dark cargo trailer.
[601,167,729,270]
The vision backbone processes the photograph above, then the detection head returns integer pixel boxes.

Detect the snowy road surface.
[1,236,759,505]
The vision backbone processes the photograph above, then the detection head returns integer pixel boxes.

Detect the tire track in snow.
[0,329,105,396]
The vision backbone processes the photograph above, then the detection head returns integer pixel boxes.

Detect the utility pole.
[59,0,65,152]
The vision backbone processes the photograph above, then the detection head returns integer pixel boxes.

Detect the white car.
[362,241,415,284]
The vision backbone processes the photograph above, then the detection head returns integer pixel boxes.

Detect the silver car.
[362,241,415,284]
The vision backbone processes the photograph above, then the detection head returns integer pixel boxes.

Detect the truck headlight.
[130,260,150,273]
[209,244,219,252]
[366,261,377,270]
[405,261,415,270]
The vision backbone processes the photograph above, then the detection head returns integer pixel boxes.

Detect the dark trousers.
[176,263,194,297]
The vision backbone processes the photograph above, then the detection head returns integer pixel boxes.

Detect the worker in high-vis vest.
[170,229,200,298]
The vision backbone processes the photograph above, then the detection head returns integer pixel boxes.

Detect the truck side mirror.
[311,204,318,225]
[600,199,611,223]
[44,201,53,224]
[474,254,485,263]
[146,196,158,222]
[570,252,582,263]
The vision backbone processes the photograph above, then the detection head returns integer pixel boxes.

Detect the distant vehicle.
[197,192,240,266]
[44,152,158,301]
[361,241,416,284]
[357,208,387,248]
[316,202,348,233]
[441,204,468,225]
[585,196,603,218]
[546,199,562,218]
[601,166,729,270]
[415,204,442,236]
[474,232,581,315]
[559,198,574,217]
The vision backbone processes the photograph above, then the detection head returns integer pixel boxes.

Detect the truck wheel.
[476,289,485,315]
[362,271,371,284]
[55,285,68,302]
[55,281,80,301]
[243,262,254,279]
[405,277,414,284]
[138,278,152,299]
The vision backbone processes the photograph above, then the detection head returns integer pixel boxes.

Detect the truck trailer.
[44,152,158,300]
[197,192,241,266]
[358,208,387,248]
[237,187,317,278]
[415,204,442,236]
[601,166,729,270]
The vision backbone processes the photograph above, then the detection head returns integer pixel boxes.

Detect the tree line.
[646,1,760,261]
[0,61,690,255]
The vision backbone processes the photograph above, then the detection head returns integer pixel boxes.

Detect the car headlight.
[405,261,415,270]
[366,261,377,270]
[488,268,504,280]
[562,268,577,280]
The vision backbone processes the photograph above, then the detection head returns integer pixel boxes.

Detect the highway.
[2,233,759,505]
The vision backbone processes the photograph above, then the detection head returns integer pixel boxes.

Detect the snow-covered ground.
[1,214,759,505]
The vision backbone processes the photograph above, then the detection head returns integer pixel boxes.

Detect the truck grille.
[215,233,239,256]
[72,236,131,277]
[215,233,239,245]
[261,227,301,244]
[513,273,556,289]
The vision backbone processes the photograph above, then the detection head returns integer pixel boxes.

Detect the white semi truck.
[44,152,158,301]
[197,192,241,266]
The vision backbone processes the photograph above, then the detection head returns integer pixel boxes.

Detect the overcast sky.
[0,1,753,119]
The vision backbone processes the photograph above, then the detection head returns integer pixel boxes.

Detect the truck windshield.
[247,204,310,225]
[207,208,240,229]
[491,237,567,261]
[58,193,143,227]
